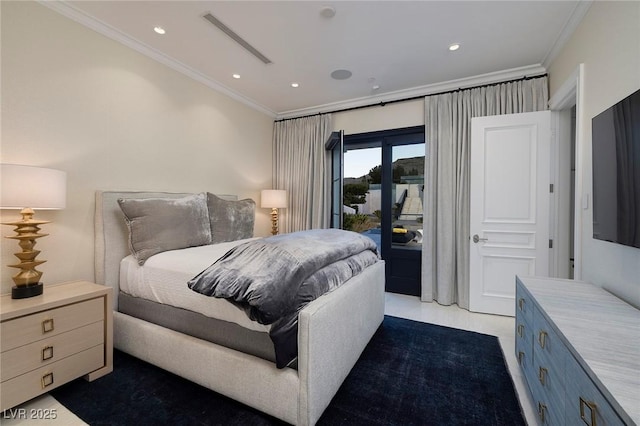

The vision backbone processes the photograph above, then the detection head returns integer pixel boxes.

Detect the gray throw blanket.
[188,229,380,368]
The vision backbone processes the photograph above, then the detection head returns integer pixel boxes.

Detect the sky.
[343,144,424,178]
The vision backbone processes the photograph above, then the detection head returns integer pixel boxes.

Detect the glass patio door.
[385,142,425,295]
[329,126,425,296]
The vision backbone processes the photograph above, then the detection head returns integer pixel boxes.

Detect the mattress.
[119,239,269,333]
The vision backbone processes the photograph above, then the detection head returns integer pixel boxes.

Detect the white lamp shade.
[261,189,287,209]
[1,164,67,209]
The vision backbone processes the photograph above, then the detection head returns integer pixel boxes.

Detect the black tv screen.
[591,88,640,249]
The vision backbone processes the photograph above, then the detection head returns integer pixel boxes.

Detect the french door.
[326,131,344,229]
[328,126,425,296]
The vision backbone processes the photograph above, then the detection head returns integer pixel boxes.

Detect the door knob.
[472,234,488,243]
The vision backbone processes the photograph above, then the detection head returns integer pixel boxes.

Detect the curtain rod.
[274,73,548,123]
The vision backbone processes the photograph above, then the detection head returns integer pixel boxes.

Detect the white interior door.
[469,111,551,316]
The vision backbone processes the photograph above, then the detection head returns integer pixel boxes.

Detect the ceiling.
[48,1,590,118]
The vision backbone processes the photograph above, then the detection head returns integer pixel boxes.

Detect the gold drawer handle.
[580,397,597,426]
[41,372,54,389]
[42,345,54,361]
[42,318,55,333]
[518,298,525,311]
[517,324,524,337]
[538,402,547,423]
[538,330,548,349]
[518,351,525,365]
[538,366,548,386]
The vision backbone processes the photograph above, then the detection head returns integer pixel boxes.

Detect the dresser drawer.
[1,298,103,352]
[515,279,533,363]
[532,307,568,425]
[515,317,533,370]
[533,306,567,363]
[0,344,104,411]
[516,279,534,327]
[565,358,625,426]
[0,321,104,382]
[531,354,566,425]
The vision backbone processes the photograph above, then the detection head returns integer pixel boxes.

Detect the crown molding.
[38,0,278,118]
[542,0,593,70]
[276,64,547,120]
[549,65,582,110]
[37,1,559,122]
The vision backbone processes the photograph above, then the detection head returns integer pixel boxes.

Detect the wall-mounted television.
[591,88,640,249]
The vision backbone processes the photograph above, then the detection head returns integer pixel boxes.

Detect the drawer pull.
[538,402,547,423]
[538,366,548,386]
[41,372,54,389]
[518,298,525,311]
[41,345,54,361]
[580,397,597,426]
[42,318,55,333]
[517,351,525,365]
[538,330,548,349]
[517,324,524,337]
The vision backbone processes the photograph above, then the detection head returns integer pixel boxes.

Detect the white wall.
[0,2,274,294]
[333,99,424,134]
[548,1,640,307]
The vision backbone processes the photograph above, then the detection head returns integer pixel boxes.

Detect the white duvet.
[119,238,269,332]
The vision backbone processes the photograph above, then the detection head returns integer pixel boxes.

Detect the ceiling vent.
[203,13,272,65]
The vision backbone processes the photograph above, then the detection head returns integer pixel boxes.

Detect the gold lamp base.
[2,207,49,299]
[270,208,279,235]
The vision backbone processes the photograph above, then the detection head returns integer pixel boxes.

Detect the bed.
[94,190,385,425]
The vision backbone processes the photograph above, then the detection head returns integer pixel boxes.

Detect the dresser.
[515,276,639,425]
[1,281,113,411]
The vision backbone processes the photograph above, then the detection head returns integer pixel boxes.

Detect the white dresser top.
[517,276,640,425]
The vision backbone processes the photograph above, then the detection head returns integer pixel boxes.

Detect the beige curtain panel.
[273,114,333,233]
[422,77,549,308]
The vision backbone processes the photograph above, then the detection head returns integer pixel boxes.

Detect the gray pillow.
[118,193,212,265]
[207,193,255,243]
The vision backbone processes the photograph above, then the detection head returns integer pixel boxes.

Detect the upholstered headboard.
[94,191,237,309]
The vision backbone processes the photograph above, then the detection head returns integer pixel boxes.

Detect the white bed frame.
[94,190,385,425]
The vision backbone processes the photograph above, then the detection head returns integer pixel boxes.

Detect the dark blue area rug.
[52,316,524,425]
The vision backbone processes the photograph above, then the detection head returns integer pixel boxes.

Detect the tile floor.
[2,293,536,425]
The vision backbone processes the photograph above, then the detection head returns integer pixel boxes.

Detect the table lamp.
[1,164,67,299]
[261,189,287,235]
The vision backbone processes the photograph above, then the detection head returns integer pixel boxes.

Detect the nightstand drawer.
[0,344,104,411]
[0,321,104,382]
[1,298,103,352]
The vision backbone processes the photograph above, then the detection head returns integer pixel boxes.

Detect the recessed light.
[331,69,352,80]
[232,74,241,79]
[291,83,300,88]
[449,43,460,51]
[320,6,336,18]
[154,26,166,35]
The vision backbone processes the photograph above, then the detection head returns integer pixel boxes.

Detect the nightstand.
[1,280,113,411]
